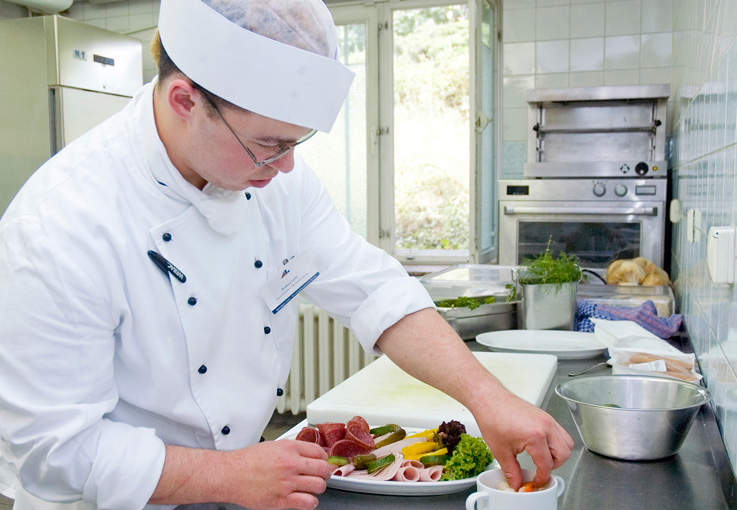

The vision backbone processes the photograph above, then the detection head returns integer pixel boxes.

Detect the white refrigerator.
[0,15,142,214]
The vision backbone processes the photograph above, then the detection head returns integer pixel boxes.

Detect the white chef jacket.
[0,81,434,510]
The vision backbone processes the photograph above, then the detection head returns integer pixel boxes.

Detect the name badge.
[260,251,319,314]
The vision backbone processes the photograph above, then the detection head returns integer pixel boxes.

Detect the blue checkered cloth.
[576,299,683,338]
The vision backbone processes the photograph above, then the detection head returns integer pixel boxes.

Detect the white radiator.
[276,303,377,415]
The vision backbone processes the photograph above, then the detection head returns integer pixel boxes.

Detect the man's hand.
[151,439,332,510]
[477,390,573,490]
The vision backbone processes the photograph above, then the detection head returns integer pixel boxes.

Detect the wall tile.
[504,9,536,43]
[504,42,536,75]
[535,73,570,89]
[569,71,605,87]
[604,69,640,86]
[503,107,528,142]
[606,0,642,37]
[641,0,674,34]
[536,40,569,73]
[570,3,605,39]
[605,35,641,70]
[503,75,535,108]
[536,6,569,41]
[502,141,527,179]
[641,32,673,68]
[570,38,604,72]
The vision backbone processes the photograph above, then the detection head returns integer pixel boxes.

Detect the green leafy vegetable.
[440,434,494,481]
[435,296,496,310]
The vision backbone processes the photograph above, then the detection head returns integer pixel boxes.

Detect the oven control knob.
[635,162,649,175]
[614,184,628,197]
[593,183,606,197]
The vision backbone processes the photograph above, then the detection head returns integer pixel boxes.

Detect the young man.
[0,1,572,509]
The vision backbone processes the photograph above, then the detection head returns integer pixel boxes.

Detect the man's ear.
[166,78,198,121]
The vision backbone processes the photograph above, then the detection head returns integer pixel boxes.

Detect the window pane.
[298,23,368,238]
[393,6,470,254]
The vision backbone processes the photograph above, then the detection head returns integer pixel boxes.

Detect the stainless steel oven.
[498,179,667,270]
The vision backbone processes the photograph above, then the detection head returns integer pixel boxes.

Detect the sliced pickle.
[367,453,396,474]
[352,454,377,470]
[328,456,349,466]
[370,424,400,436]
[374,427,406,448]
[419,454,450,467]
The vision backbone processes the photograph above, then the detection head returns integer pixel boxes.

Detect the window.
[300,0,498,265]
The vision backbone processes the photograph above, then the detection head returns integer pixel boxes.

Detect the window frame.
[327,0,500,265]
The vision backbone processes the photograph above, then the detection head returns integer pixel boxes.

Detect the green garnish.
[517,237,582,288]
[439,434,494,481]
[435,296,496,310]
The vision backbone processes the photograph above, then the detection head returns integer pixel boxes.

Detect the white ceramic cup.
[466,468,565,510]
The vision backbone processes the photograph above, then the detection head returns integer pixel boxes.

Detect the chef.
[0,1,573,510]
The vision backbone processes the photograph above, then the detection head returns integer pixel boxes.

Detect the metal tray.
[436,301,519,340]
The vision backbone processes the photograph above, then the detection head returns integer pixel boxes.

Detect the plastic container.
[419,264,516,300]
[420,265,519,339]
[577,284,675,317]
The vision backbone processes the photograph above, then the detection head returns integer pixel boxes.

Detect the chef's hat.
[158,0,354,132]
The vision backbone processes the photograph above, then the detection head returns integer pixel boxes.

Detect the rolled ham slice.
[332,463,356,477]
[344,453,405,481]
[419,465,444,482]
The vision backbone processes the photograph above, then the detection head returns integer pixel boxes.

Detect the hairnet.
[202,0,338,58]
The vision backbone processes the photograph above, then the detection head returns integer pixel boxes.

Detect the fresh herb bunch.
[517,238,582,287]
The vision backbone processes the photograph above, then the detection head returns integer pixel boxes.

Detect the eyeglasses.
[196,86,317,167]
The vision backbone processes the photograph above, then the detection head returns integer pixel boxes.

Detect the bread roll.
[606,260,646,284]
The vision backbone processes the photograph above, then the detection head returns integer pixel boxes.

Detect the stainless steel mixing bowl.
[555,375,711,461]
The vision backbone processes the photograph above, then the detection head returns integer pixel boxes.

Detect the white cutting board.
[306,352,557,437]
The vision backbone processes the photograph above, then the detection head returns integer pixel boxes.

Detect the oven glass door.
[518,221,640,267]
[499,200,664,268]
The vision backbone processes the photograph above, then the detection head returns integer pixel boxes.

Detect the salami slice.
[317,422,346,447]
[295,426,322,444]
[345,423,375,450]
[347,415,370,433]
[328,439,372,461]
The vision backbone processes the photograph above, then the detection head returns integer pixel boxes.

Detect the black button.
[254,260,263,269]
[188,297,197,306]
[260,436,265,442]
[221,426,230,435]
[245,192,251,200]
[162,233,172,242]
[276,387,284,397]
[264,326,271,334]
[198,365,207,374]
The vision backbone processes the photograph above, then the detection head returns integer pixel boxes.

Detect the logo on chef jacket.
[281,269,290,278]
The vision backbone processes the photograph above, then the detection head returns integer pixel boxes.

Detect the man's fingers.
[494,451,523,490]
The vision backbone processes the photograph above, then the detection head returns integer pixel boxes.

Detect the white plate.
[282,427,494,496]
[476,330,607,360]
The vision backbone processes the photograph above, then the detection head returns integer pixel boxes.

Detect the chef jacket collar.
[138,80,249,237]
[158,0,355,133]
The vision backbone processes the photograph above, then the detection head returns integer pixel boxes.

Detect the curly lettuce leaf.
[440,434,494,481]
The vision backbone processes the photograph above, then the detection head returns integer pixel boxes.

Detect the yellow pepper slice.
[401,441,438,457]
[406,428,437,439]
[405,446,448,461]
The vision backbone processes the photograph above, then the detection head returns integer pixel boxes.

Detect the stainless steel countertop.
[311,337,737,510]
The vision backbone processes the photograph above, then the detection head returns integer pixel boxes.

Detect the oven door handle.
[503,206,658,216]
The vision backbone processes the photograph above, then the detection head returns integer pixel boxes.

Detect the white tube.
[4,0,73,13]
